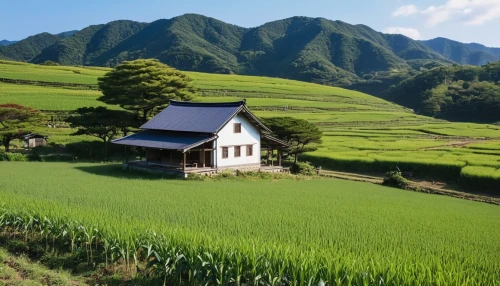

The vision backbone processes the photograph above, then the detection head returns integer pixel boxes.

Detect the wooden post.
[183,152,186,171]
[201,148,205,168]
[271,148,274,167]
[267,144,271,166]
[146,148,149,165]
[278,149,282,167]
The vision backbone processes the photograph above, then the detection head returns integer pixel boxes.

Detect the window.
[234,146,241,157]
[247,145,253,156]
[234,123,242,133]
[222,147,229,159]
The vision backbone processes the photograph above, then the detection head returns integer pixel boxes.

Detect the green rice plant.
[0,83,105,110]
[0,162,499,285]
[460,166,500,191]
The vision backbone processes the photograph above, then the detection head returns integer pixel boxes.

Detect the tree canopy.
[387,62,500,123]
[66,107,133,159]
[0,104,42,152]
[264,117,322,163]
[98,59,196,123]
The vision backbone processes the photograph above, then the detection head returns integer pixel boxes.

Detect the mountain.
[1,14,465,95]
[31,21,147,66]
[0,30,82,62]
[386,62,500,123]
[421,37,500,66]
[18,15,449,88]
[0,33,62,62]
[466,42,500,56]
[56,30,78,38]
[0,40,17,46]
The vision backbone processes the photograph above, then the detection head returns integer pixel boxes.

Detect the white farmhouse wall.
[215,112,260,167]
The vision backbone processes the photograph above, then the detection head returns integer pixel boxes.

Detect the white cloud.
[421,0,500,26]
[392,4,419,17]
[384,27,422,40]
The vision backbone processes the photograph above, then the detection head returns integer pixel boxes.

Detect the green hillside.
[0,33,61,62]
[31,20,147,65]
[1,60,500,188]
[422,37,500,66]
[386,62,500,122]
[2,14,454,92]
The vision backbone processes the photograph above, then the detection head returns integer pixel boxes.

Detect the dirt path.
[418,139,487,150]
[319,170,500,205]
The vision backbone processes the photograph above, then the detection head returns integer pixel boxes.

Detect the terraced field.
[1,60,500,186]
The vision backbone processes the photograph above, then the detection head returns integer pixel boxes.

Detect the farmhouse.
[23,133,48,149]
[112,100,289,177]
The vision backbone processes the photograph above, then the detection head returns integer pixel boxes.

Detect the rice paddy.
[1,162,499,285]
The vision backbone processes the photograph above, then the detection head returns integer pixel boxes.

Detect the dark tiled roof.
[261,134,290,148]
[24,133,47,139]
[112,130,216,152]
[141,100,270,133]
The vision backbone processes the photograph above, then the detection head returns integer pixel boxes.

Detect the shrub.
[213,170,236,180]
[27,153,42,162]
[1,152,29,161]
[186,173,207,181]
[40,60,60,66]
[383,169,410,189]
[290,161,316,176]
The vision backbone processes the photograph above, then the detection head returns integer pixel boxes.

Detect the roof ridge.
[170,100,246,107]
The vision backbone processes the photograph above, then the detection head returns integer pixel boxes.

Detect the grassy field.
[1,60,500,186]
[0,247,88,285]
[0,162,499,285]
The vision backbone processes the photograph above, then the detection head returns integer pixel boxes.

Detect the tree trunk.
[294,153,298,164]
[3,137,11,152]
[141,109,149,124]
[103,138,109,160]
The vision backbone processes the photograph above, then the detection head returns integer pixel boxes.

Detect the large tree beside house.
[0,104,42,152]
[263,117,322,163]
[98,59,196,124]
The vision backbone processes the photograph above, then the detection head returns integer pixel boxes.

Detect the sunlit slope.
[1,60,499,185]
[0,60,406,113]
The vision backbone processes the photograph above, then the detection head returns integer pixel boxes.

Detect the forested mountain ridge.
[31,21,147,66]
[0,33,62,62]
[0,30,80,62]
[421,37,500,66]
[386,62,500,123]
[0,40,17,46]
[1,14,453,88]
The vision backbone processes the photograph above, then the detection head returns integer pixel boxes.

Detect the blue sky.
[1,0,499,46]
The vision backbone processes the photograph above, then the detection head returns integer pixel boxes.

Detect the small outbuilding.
[112,100,289,177]
[23,133,48,149]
